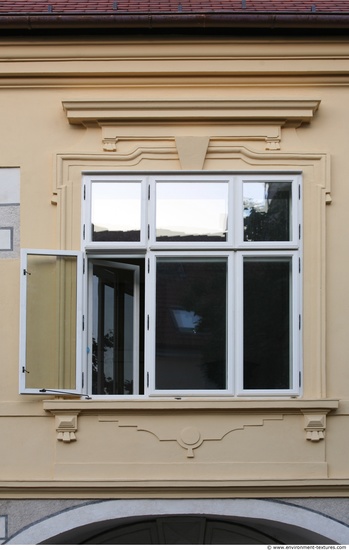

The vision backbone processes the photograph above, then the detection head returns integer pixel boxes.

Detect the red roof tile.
[0,0,349,13]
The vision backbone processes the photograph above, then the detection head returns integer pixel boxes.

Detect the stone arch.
[6,499,349,545]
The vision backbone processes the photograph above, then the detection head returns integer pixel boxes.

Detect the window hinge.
[148,258,150,273]
[299,258,301,273]
[83,224,86,240]
[147,372,149,387]
[299,371,302,387]
[83,184,86,200]
[299,224,301,239]
[82,372,84,388]
[148,185,150,200]
[298,184,301,200]
[83,257,85,275]
[299,314,301,330]
[148,224,150,239]
[82,315,85,331]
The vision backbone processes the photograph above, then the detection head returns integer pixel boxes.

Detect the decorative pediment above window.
[62,99,320,154]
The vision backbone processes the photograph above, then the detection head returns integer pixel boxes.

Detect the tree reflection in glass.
[243,181,291,241]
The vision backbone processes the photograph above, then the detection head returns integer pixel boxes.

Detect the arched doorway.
[43,515,336,545]
[6,499,348,545]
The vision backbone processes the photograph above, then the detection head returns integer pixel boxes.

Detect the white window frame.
[146,250,234,397]
[235,250,301,397]
[82,172,302,398]
[19,172,302,398]
[84,174,148,251]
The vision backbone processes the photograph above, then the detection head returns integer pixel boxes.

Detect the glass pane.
[156,181,228,241]
[156,258,227,390]
[91,180,142,242]
[25,254,77,390]
[243,181,292,241]
[92,263,135,394]
[243,257,292,390]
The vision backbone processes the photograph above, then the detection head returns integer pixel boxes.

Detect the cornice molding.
[62,99,320,128]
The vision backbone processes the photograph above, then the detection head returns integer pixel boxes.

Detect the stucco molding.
[44,400,338,446]
[62,100,320,153]
[53,146,330,401]
[62,100,320,127]
[99,413,283,458]
[43,398,339,413]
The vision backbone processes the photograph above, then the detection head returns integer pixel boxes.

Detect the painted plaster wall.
[0,36,348,500]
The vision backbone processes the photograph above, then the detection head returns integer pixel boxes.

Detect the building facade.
[1,0,349,544]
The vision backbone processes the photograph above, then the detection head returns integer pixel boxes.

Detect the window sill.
[43,397,338,413]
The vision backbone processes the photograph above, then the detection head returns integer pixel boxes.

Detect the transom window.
[20,173,302,398]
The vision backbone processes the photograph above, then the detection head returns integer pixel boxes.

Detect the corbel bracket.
[302,409,329,442]
[53,410,80,443]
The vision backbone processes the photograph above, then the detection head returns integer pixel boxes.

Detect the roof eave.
[1,13,349,31]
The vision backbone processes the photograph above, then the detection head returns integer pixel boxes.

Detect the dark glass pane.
[156,258,227,390]
[91,181,142,242]
[92,263,135,395]
[243,258,291,390]
[156,181,228,242]
[243,181,292,241]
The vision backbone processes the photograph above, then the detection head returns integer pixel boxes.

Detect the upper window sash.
[237,174,300,249]
[149,175,233,248]
[83,174,148,249]
[19,249,83,395]
[84,173,301,251]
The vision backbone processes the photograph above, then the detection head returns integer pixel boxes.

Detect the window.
[20,173,302,398]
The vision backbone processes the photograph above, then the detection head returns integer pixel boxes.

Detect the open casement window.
[82,173,302,398]
[20,250,83,395]
[88,261,140,395]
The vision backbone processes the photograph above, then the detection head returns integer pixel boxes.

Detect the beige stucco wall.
[0,35,349,498]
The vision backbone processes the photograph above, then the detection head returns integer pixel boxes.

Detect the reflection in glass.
[155,258,227,390]
[92,263,136,394]
[243,181,292,241]
[91,181,142,242]
[156,181,228,241]
[243,257,292,390]
[25,254,77,390]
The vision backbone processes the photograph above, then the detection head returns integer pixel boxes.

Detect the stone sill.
[43,398,339,414]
